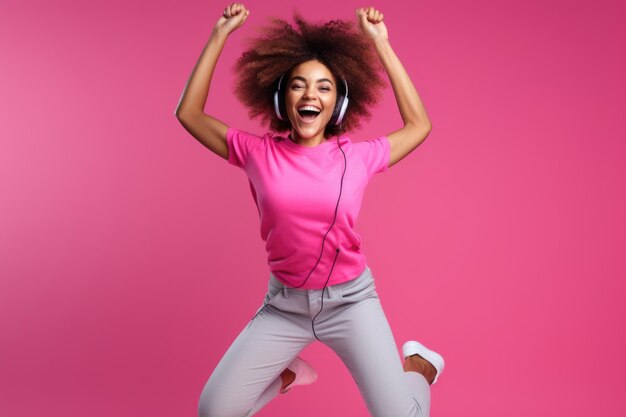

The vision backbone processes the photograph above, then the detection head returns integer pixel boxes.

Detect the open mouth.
[297,105,321,122]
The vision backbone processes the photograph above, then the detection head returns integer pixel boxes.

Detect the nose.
[302,86,316,100]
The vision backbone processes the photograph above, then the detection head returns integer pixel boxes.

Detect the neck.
[289,132,326,147]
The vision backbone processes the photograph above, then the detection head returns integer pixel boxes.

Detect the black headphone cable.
[249,136,347,342]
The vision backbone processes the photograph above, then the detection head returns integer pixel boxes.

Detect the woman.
[175,3,444,416]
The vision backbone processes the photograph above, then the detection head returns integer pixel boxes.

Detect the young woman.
[175,3,445,416]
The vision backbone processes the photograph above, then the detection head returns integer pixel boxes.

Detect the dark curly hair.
[233,12,387,138]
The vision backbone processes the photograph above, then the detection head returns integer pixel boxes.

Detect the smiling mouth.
[297,106,321,123]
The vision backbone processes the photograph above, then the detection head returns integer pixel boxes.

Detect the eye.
[319,85,332,92]
[290,83,304,90]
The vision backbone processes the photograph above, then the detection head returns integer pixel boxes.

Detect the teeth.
[298,106,321,113]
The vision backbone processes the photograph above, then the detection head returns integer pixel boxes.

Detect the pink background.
[1,0,625,416]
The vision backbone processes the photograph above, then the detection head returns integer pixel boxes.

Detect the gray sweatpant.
[198,265,431,417]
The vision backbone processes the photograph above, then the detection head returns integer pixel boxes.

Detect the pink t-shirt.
[227,127,390,289]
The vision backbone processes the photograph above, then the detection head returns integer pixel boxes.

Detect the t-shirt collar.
[281,134,348,154]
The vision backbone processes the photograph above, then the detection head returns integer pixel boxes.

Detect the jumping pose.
[175,4,445,416]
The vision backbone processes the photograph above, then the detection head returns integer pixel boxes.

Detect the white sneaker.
[280,356,318,394]
[402,340,445,384]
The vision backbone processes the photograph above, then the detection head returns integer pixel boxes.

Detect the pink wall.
[1,0,625,416]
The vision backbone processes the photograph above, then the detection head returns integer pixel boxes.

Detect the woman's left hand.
[356,7,388,41]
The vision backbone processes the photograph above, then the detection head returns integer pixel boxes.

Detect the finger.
[227,3,238,17]
[372,10,384,23]
[236,3,248,17]
[356,7,368,24]
[223,3,234,18]
[241,8,250,22]
[368,8,380,22]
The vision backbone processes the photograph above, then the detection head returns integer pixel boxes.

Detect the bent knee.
[198,387,251,417]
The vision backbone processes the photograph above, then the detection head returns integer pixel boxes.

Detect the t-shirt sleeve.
[354,136,391,179]
[226,127,263,169]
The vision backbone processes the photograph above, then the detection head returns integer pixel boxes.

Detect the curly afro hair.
[233,12,387,138]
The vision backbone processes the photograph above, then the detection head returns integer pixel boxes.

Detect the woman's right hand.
[215,3,249,36]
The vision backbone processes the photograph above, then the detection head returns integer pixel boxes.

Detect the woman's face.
[284,60,338,143]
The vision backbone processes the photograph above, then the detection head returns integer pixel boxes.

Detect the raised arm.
[175,3,249,161]
[356,7,432,169]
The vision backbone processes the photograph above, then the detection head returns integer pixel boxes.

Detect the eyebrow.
[289,76,334,85]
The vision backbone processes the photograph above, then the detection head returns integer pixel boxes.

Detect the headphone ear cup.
[274,74,287,121]
[278,90,287,121]
[274,90,283,120]
[335,96,349,126]
[330,94,348,126]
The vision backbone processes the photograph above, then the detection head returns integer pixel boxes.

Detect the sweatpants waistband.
[268,265,373,299]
